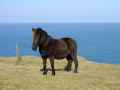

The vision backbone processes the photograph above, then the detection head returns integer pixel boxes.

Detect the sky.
[0,0,120,23]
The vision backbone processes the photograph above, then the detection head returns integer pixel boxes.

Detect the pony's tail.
[62,37,77,56]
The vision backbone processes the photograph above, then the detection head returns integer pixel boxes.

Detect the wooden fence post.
[16,44,21,62]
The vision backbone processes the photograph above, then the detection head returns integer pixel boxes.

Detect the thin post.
[16,44,21,62]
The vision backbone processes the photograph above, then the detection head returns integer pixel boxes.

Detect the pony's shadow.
[40,68,64,72]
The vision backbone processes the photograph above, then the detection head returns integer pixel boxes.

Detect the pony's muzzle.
[32,44,37,51]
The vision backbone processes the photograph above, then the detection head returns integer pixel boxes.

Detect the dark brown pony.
[32,28,78,75]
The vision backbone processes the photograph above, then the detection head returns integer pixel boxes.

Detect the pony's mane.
[37,28,47,33]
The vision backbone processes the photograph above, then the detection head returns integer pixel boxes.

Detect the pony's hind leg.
[64,55,73,72]
[69,53,78,73]
[73,56,78,73]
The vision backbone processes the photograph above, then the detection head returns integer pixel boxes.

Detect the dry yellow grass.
[0,56,120,90]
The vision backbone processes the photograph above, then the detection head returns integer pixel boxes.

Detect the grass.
[0,56,120,90]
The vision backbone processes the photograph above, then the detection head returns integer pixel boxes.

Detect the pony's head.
[32,28,47,51]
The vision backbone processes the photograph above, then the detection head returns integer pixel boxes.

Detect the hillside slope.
[0,56,120,90]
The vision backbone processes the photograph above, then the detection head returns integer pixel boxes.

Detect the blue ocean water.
[0,23,120,64]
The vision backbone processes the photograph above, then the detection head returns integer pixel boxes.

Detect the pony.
[32,28,78,75]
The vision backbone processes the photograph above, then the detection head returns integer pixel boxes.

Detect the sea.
[0,23,120,64]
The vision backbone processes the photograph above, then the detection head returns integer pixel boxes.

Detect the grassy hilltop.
[0,56,120,90]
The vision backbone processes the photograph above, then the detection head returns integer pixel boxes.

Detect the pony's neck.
[39,35,52,50]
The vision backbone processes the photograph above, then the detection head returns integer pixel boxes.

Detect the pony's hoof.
[43,71,47,75]
[40,68,44,71]
[74,70,78,73]
[52,72,55,76]
[64,67,71,72]
[67,69,71,72]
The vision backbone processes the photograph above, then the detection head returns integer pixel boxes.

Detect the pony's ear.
[32,28,36,32]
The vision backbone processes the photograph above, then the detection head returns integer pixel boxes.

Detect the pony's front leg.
[42,57,47,75]
[50,57,55,76]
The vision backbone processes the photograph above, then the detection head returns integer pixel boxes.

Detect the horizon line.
[0,21,120,24]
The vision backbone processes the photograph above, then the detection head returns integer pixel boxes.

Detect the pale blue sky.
[0,0,120,23]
